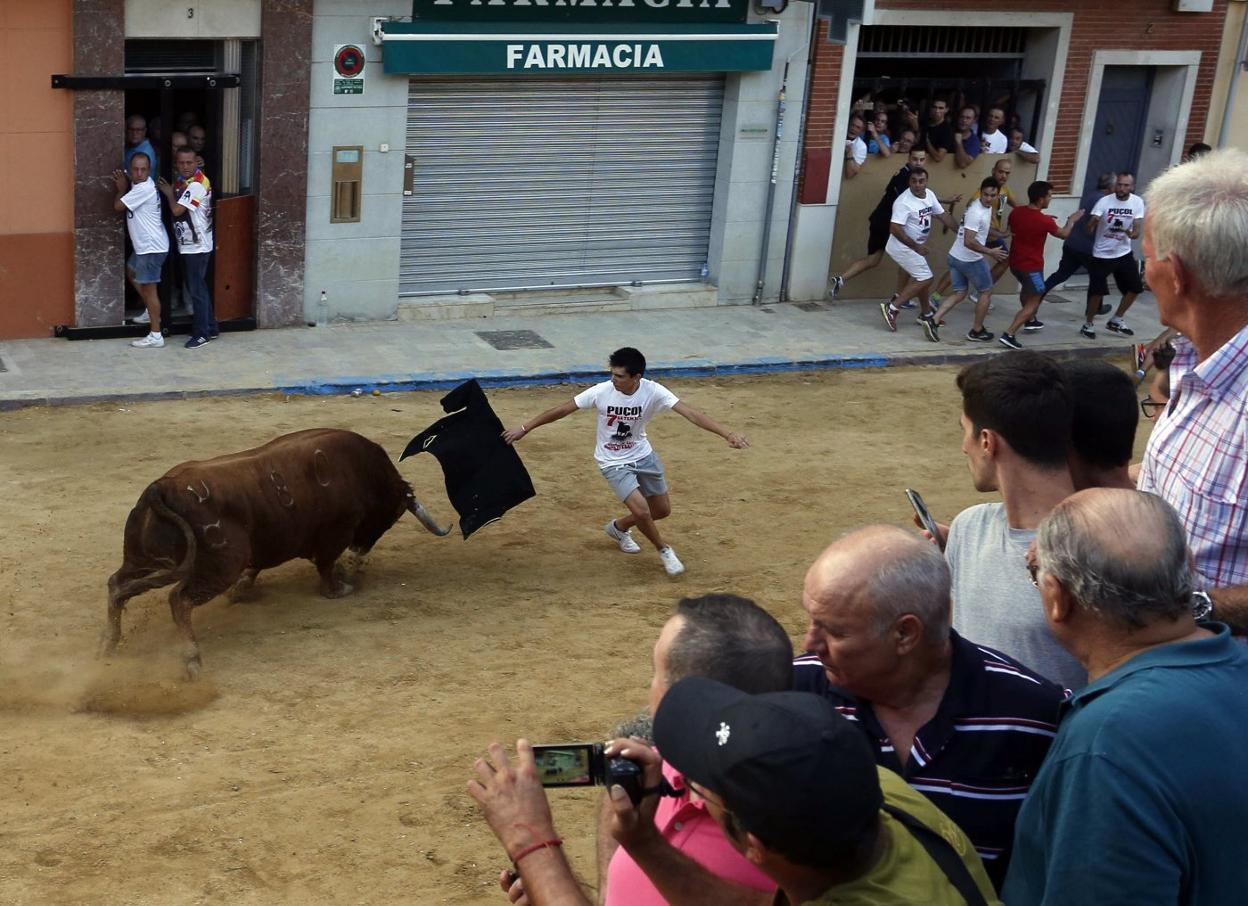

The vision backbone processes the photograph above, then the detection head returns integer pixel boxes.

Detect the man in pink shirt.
[495,593,791,905]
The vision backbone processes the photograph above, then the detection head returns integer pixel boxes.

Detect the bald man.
[793,525,1064,891]
[1006,489,1248,905]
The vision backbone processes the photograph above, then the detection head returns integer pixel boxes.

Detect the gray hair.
[864,539,952,645]
[1096,171,1116,191]
[666,594,793,695]
[1144,148,1248,297]
[1035,491,1194,629]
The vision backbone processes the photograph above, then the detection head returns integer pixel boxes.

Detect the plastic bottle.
[699,262,709,281]
[317,290,329,327]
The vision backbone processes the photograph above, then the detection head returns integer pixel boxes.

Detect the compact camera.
[531,743,644,805]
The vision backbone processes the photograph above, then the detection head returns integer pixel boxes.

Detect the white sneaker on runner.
[605,520,641,554]
[659,546,685,577]
[130,309,151,325]
[130,332,165,348]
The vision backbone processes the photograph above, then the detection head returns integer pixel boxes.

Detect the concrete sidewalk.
[0,292,1162,409]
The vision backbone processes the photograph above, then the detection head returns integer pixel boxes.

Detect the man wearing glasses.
[1136,149,1248,631]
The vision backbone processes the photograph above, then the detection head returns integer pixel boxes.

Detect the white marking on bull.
[186,480,210,503]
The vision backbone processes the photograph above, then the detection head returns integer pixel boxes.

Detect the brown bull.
[104,428,450,677]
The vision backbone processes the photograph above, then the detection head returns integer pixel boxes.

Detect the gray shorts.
[601,452,668,501]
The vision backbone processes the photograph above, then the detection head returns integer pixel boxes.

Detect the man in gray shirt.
[944,352,1085,689]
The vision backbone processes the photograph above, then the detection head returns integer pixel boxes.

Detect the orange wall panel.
[0,233,75,338]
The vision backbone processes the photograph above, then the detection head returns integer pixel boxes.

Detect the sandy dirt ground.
[0,366,1151,905]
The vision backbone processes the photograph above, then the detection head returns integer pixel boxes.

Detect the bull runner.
[502,347,749,576]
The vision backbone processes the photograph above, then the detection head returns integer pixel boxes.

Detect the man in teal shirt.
[1006,488,1248,905]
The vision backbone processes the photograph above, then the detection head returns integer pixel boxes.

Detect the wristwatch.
[1192,590,1215,621]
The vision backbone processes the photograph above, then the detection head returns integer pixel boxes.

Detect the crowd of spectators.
[468,149,1248,905]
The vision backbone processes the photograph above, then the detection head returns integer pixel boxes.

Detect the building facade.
[2,0,1239,339]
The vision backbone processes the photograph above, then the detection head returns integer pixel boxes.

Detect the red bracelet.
[511,837,563,866]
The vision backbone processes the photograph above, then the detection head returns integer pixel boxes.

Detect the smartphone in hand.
[906,488,943,550]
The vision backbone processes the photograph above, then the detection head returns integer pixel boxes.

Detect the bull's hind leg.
[227,567,261,603]
[169,589,203,680]
[102,568,176,657]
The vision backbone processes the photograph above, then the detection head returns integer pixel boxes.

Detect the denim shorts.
[127,252,167,284]
[601,451,668,501]
[1011,269,1047,297]
[947,254,994,293]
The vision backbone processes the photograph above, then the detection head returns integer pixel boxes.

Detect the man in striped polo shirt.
[793,525,1064,891]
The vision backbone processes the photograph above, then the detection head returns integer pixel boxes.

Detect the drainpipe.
[754,36,804,305]
[779,9,818,304]
[1218,3,1248,148]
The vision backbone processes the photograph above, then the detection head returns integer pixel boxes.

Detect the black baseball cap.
[654,677,883,853]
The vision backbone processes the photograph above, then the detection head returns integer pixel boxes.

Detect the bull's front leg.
[168,589,203,680]
[102,575,127,657]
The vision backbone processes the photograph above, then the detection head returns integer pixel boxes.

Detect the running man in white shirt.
[879,167,960,341]
[932,177,1010,342]
[111,151,169,348]
[502,348,750,576]
[1082,172,1146,339]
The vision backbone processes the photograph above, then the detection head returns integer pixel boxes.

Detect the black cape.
[402,379,535,539]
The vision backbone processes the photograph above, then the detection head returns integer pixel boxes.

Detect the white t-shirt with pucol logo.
[1090,192,1146,259]
[574,378,679,466]
[885,189,944,257]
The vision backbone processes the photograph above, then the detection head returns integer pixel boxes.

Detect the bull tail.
[405,491,452,536]
[110,484,199,601]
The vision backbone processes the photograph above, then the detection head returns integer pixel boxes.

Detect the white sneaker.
[131,332,164,348]
[658,546,685,577]
[129,309,150,325]
[605,520,641,554]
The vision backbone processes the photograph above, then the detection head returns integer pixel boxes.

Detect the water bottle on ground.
[317,290,329,327]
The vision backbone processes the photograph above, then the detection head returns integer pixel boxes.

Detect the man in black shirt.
[921,98,958,163]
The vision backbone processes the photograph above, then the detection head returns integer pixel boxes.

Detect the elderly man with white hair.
[1004,488,1248,905]
[1137,148,1248,632]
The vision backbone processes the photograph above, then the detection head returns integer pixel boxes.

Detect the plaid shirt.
[1138,324,1248,587]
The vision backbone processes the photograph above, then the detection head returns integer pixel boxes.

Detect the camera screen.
[532,745,595,786]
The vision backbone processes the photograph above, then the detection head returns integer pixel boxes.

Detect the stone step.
[397,282,719,321]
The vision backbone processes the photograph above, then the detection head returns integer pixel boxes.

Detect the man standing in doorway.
[502,347,749,577]
[1081,172,1146,338]
[979,107,1009,154]
[124,114,158,174]
[111,152,168,349]
[159,147,216,349]
[921,97,958,163]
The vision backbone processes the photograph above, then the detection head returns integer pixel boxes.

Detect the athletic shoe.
[827,275,844,299]
[131,332,164,348]
[1098,302,1112,316]
[880,301,898,332]
[1106,319,1134,336]
[605,519,641,554]
[185,335,209,350]
[1080,324,1097,339]
[129,309,151,325]
[658,545,686,577]
[966,328,995,342]
[998,333,1023,350]
[898,298,918,310]
[1023,319,1045,331]
[919,314,940,343]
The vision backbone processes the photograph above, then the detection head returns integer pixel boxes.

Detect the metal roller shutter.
[400,74,724,296]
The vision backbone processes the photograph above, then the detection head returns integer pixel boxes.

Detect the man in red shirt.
[1000,181,1083,350]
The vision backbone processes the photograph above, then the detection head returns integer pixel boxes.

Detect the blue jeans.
[182,252,217,338]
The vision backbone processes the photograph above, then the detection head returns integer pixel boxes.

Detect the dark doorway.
[1083,66,1154,199]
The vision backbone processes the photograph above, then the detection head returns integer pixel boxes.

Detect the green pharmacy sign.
[382,21,778,74]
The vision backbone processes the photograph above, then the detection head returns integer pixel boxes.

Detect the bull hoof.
[321,581,354,599]
[185,657,202,681]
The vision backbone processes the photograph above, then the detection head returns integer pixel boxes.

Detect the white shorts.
[885,241,933,282]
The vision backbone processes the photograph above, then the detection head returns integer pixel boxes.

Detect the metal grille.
[400,74,724,296]
[858,26,1027,59]
[124,40,220,73]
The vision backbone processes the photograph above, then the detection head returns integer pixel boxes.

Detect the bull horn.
[407,496,452,536]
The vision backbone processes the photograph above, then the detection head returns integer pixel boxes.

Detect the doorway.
[123,39,258,331]
[1082,66,1154,199]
